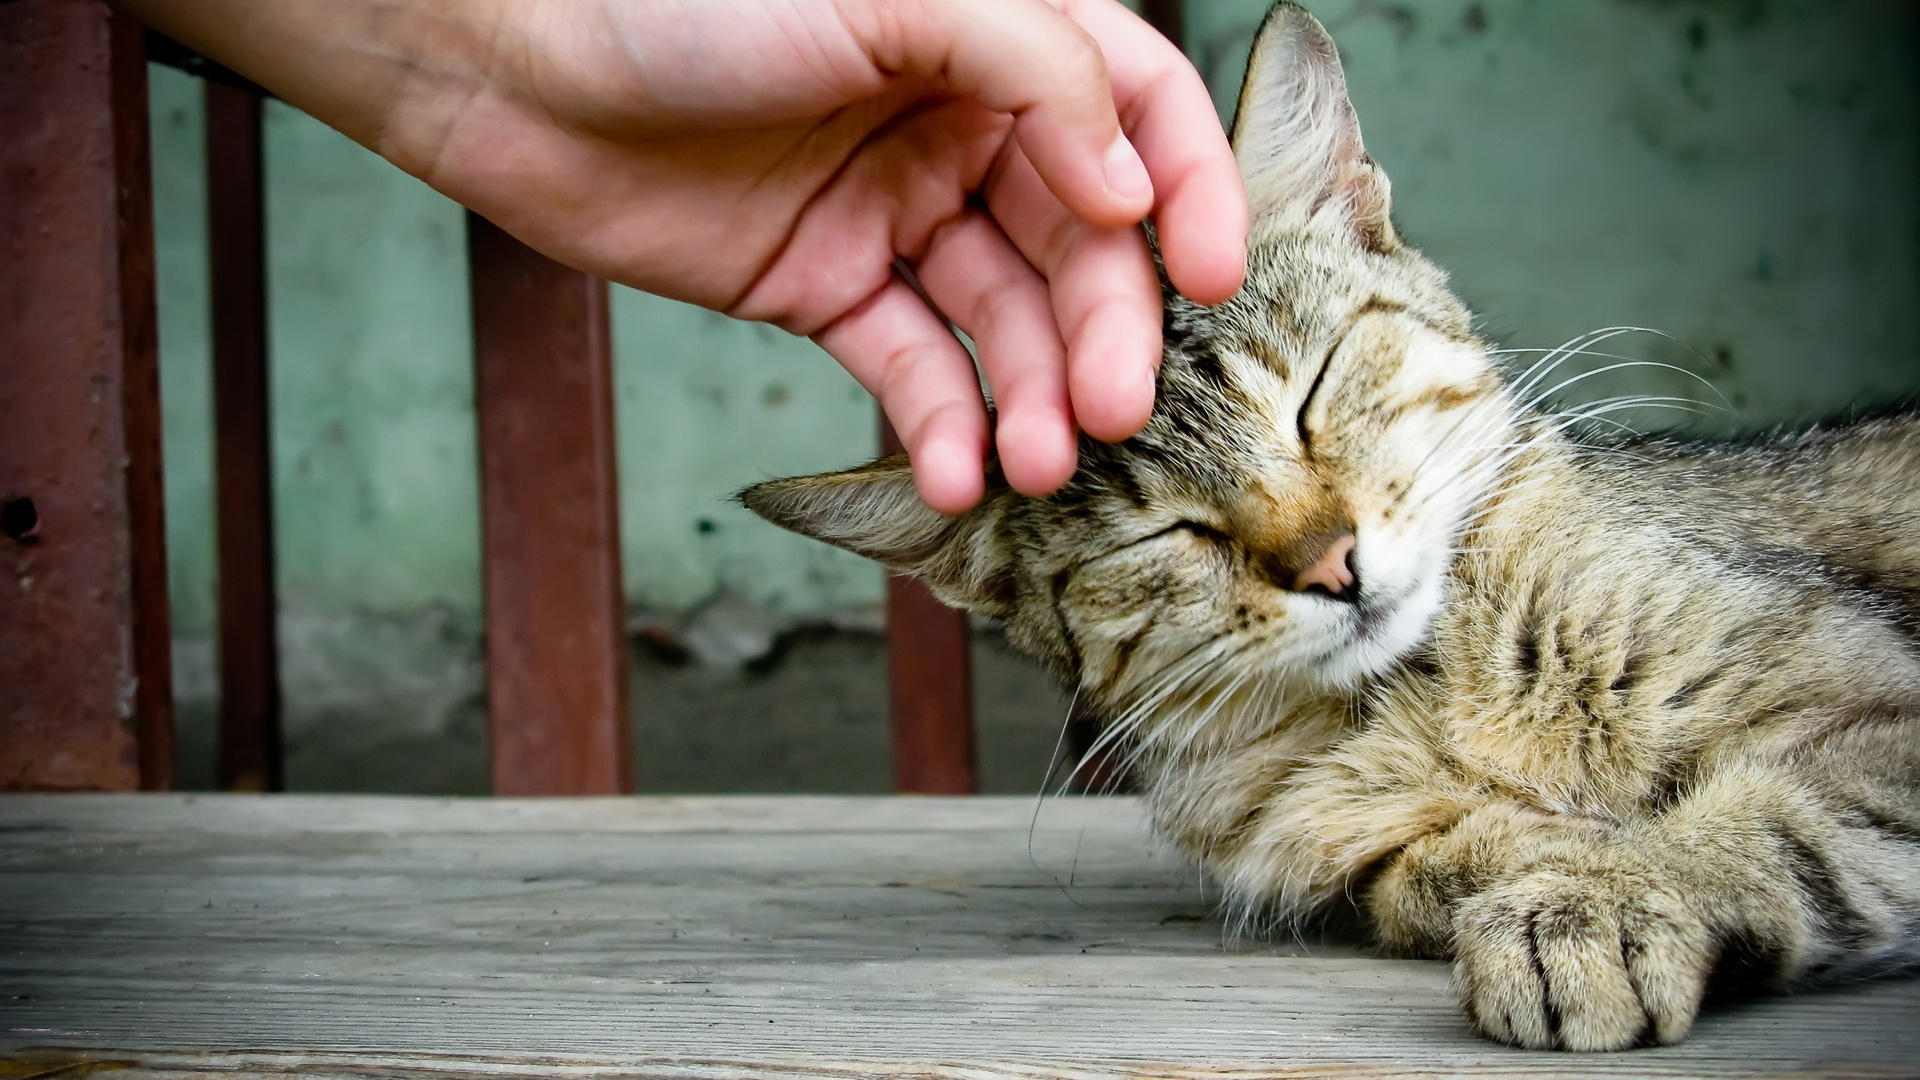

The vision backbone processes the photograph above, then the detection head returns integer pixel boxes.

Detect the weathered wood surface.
[0,796,1914,1079]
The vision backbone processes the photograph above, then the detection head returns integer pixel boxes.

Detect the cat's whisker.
[1424,388,1515,457]
[1075,636,1260,785]
[1397,435,1523,522]
[1497,325,1641,391]
[1390,420,1520,526]
[1529,397,1711,452]
[1503,326,1654,408]
[1507,325,1669,383]
[1530,360,1730,417]
[1457,466,1566,518]
[1033,686,1080,820]
[1133,649,1261,752]
[1445,463,1569,541]
[1108,640,1239,728]
[1547,394,1709,425]
[1158,664,1265,764]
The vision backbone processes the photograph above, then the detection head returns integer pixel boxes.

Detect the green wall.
[1194,0,1917,422]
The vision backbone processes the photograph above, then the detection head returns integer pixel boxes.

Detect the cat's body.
[745,3,1920,1052]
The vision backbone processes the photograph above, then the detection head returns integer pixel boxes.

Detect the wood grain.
[1,795,1915,1078]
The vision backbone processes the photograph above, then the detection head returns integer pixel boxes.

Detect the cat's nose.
[1292,533,1359,603]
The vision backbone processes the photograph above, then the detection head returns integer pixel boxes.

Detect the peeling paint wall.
[148,1,1917,789]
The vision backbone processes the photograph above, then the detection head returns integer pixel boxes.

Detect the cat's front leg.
[1368,765,1919,1052]
[1446,836,1715,1051]
[1367,802,1712,1051]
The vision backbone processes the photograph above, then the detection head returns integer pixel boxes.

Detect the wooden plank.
[467,214,630,796]
[880,412,978,794]
[0,795,1915,1079]
[204,79,282,793]
[0,791,1160,836]
[0,1,172,791]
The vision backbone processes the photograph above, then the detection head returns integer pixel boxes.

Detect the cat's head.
[744,4,1513,727]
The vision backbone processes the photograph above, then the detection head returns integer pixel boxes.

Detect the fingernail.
[1138,353,1161,400]
[1103,134,1153,207]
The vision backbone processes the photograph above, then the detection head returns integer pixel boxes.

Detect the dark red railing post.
[0,2,172,790]
[1142,0,1184,52]
[205,79,283,792]
[880,414,977,795]
[468,214,631,796]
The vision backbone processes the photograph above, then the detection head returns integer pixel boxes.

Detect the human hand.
[119,0,1249,511]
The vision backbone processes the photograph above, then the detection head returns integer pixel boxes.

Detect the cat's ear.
[740,456,1016,618]
[1231,2,1397,251]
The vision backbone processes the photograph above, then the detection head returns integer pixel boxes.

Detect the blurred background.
[147,0,1918,793]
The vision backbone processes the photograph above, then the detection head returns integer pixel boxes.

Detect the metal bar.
[1063,699,1129,795]
[879,414,977,795]
[205,80,281,792]
[0,1,173,791]
[1140,0,1184,53]
[144,29,272,98]
[467,213,631,796]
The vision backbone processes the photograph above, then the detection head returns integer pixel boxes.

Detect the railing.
[0,0,1180,795]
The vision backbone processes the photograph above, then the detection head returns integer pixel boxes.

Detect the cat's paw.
[1452,865,1715,1051]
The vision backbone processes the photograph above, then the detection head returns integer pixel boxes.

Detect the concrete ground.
[173,624,1076,796]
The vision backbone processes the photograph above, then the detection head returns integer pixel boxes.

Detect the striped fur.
[743,3,1920,1051]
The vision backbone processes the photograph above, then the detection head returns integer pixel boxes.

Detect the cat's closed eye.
[1174,520,1234,547]
[1296,351,1335,450]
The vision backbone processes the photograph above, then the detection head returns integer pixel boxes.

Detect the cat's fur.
[742,3,1920,1052]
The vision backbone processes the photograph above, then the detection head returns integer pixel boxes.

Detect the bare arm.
[114,0,1250,511]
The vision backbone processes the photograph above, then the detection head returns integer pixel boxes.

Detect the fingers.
[814,277,989,514]
[847,0,1152,226]
[953,0,1246,447]
[1060,0,1249,303]
[1052,223,1161,442]
[860,0,1248,304]
[986,145,1161,443]
[754,0,1251,505]
[914,210,1079,496]
[726,97,1008,333]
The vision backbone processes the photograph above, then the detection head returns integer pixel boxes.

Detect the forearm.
[110,0,501,176]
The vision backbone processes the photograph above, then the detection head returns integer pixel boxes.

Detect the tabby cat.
[743,3,1920,1051]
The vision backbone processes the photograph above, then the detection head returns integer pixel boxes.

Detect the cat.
[742,2,1920,1052]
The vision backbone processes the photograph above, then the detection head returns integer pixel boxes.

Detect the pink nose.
[1292,533,1358,599]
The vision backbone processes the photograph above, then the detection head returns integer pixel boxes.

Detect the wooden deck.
[1,796,1914,1079]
